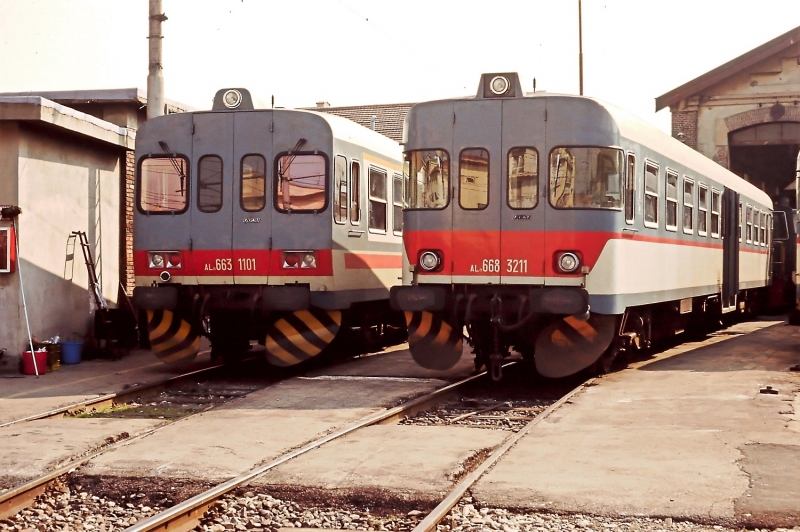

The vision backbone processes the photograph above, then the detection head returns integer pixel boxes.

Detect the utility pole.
[578,0,584,96]
[147,0,167,119]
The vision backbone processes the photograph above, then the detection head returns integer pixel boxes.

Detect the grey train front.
[133,89,405,365]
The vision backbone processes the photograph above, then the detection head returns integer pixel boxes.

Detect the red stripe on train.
[134,249,333,277]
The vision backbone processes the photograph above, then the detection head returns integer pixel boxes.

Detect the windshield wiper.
[278,138,307,181]
[158,141,187,197]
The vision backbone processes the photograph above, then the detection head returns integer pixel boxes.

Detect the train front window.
[241,155,266,212]
[275,154,327,212]
[508,147,538,209]
[405,150,450,209]
[549,147,622,210]
[138,156,189,214]
[198,155,223,213]
[459,148,489,209]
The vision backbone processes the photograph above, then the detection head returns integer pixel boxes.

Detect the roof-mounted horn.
[476,73,523,99]
[212,88,255,111]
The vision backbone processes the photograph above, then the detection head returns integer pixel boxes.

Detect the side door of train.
[499,98,547,283]
[232,112,272,284]
[451,99,502,283]
[189,112,235,284]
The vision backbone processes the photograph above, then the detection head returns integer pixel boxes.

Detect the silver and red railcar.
[391,73,775,378]
[133,89,405,365]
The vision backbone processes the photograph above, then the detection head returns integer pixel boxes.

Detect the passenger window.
[760,211,766,245]
[711,190,721,238]
[276,154,327,212]
[333,155,347,224]
[459,148,489,209]
[139,156,189,214]
[198,155,223,213]
[698,184,708,235]
[625,153,635,223]
[549,147,622,210]
[368,167,387,232]
[350,161,361,224]
[644,162,659,227]
[746,205,752,243]
[241,155,266,212]
[393,173,404,234]
[738,202,742,242]
[683,178,694,234]
[508,147,539,209]
[405,150,449,209]
[665,171,678,231]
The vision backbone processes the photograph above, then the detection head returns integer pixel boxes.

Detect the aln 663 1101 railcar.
[133,89,405,365]
[391,73,780,379]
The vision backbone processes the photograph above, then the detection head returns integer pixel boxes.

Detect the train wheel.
[264,309,342,367]
[533,314,617,378]
[405,311,463,371]
[145,310,201,364]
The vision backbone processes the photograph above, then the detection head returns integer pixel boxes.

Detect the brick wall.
[122,150,135,297]
[671,110,698,150]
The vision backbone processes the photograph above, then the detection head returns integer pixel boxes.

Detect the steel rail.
[410,377,595,532]
[0,351,228,429]
[123,365,509,532]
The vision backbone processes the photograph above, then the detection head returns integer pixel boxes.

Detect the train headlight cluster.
[419,251,442,272]
[149,251,182,269]
[489,76,510,96]
[556,252,580,274]
[283,251,317,269]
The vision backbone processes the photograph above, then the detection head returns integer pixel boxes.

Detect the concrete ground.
[472,320,800,526]
[0,348,213,424]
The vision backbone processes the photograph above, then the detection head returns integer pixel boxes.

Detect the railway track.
[0,353,274,520]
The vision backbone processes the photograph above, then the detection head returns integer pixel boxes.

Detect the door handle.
[348,230,365,238]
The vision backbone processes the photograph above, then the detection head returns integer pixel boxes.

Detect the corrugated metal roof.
[301,102,414,143]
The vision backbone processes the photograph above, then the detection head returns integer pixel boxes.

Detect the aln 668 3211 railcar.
[391,73,781,379]
[133,89,405,365]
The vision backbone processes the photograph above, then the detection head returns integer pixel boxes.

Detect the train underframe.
[393,284,762,380]
[133,284,406,366]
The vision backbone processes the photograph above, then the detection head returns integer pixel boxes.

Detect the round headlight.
[168,253,181,268]
[223,89,242,109]
[151,253,164,268]
[419,251,440,271]
[489,76,509,95]
[558,252,580,273]
[302,252,316,267]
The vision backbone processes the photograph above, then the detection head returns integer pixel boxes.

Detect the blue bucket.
[60,341,83,364]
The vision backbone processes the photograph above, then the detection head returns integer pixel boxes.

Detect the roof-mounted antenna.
[533,78,536,93]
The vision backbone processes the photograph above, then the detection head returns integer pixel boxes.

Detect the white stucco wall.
[0,124,121,362]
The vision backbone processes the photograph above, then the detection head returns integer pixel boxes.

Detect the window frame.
[273,151,330,214]
[403,149,451,211]
[507,146,540,210]
[367,165,388,234]
[350,160,361,225]
[665,169,678,232]
[697,183,708,236]
[458,147,490,210]
[625,152,635,224]
[333,155,347,225]
[682,177,694,235]
[643,160,659,229]
[710,188,721,238]
[548,145,624,211]
[137,155,191,215]
[759,210,766,246]
[392,172,404,235]
[240,153,267,213]
[0,226,11,273]
[738,202,742,242]
[197,154,224,214]
[745,204,753,244]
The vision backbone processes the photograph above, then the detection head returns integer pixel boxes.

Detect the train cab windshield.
[138,156,189,214]
[405,150,449,209]
[549,147,623,210]
[275,154,327,212]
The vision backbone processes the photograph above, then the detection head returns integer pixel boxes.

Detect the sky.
[1,0,798,133]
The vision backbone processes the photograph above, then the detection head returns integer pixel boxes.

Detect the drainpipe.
[147,0,167,119]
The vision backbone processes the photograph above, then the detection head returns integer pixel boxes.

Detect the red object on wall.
[0,225,16,273]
